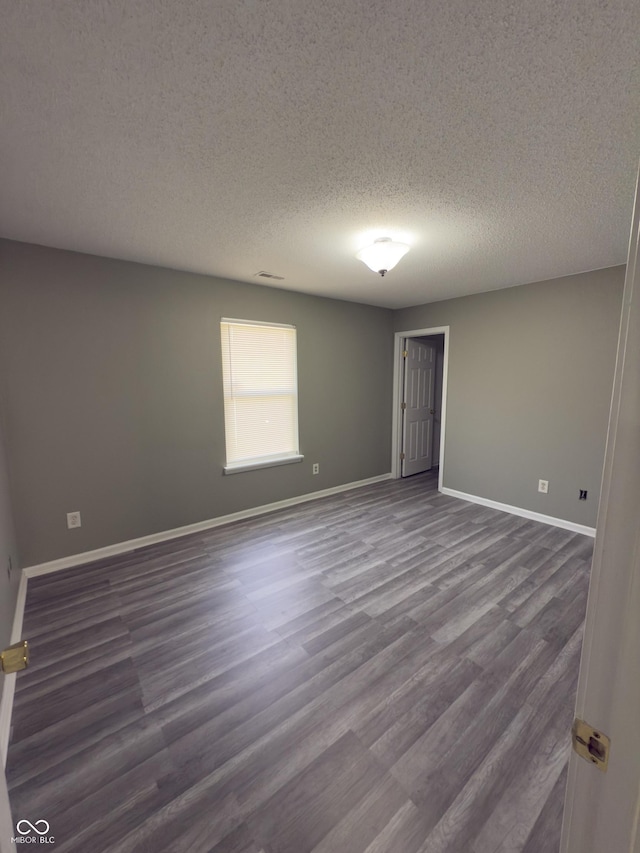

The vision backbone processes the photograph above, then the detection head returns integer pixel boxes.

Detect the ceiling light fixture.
[356,237,410,277]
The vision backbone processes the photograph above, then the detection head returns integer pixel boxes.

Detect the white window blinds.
[220,319,300,468]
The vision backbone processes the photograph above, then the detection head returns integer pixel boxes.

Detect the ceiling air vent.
[254,271,285,281]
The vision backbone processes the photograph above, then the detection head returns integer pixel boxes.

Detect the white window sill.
[223,454,304,475]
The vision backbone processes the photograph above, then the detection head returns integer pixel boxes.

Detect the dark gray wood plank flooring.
[6,472,592,852]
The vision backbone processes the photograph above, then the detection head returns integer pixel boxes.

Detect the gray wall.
[0,238,624,566]
[395,267,624,527]
[0,240,394,566]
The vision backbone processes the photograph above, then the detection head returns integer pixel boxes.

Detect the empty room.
[1,1,640,852]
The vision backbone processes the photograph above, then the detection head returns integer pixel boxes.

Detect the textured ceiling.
[1,0,639,309]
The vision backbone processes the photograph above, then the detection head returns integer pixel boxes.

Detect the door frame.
[391,325,450,487]
[560,165,640,852]
[0,571,27,849]
[0,571,27,768]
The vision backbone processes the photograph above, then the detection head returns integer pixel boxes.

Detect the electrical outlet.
[538,479,549,494]
[67,511,82,529]
[579,489,588,500]
[312,463,319,475]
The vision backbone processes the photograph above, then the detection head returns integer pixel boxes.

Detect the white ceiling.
[1,1,639,309]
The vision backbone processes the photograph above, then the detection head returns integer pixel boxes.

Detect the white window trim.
[221,317,297,329]
[220,318,301,473]
[223,453,304,475]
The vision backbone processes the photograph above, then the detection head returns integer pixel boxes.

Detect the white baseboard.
[1,571,28,768]
[24,473,393,579]
[440,487,596,537]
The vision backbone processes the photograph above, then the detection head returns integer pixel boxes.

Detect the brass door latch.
[572,718,610,772]
[0,640,29,674]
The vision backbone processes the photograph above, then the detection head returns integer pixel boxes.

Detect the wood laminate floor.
[6,472,593,852]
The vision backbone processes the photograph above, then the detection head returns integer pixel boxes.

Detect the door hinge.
[402,350,408,358]
[572,718,610,772]
[1,640,29,674]
[400,452,405,461]
[401,402,407,410]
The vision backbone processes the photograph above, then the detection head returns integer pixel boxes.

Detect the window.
[220,319,302,473]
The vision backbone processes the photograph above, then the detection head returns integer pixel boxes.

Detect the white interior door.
[402,338,436,477]
[561,167,640,852]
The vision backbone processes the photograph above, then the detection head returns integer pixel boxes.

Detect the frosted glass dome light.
[356,237,410,276]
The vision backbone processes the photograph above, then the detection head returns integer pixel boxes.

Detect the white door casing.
[402,338,437,477]
[391,326,449,490]
[561,165,640,851]
[0,571,28,850]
